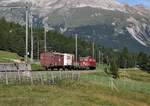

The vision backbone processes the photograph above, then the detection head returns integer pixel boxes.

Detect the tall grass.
[0,79,150,106]
[81,67,150,94]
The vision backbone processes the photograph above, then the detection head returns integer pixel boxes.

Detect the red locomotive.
[40,52,96,70]
[79,56,96,70]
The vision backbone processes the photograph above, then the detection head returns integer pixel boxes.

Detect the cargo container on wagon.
[40,52,64,70]
[40,52,75,70]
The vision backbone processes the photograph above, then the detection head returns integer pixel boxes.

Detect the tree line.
[0,18,96,59]
[100,47,150,78]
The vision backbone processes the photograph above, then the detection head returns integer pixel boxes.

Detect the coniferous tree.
[110,58,119,79]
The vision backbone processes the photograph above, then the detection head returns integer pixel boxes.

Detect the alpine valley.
[1,0,150,53]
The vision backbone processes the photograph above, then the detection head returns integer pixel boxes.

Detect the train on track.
[40,52,96,70]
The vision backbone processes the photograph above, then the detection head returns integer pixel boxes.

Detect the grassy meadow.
[0,66,150,106]
[0,50,22,62]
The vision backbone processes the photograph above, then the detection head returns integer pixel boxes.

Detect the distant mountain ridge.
[0,0,150,53]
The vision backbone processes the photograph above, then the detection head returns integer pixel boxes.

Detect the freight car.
[40,52,74,70]
[40,52,96,70]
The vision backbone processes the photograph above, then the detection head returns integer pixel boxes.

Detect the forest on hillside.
[0,18,150,72]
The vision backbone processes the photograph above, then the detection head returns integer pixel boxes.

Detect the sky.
[117,0,150,8]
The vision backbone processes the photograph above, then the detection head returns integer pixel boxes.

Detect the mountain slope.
[0,0,150,53]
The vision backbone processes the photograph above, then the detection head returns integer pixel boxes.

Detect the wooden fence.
[0,70,80,85]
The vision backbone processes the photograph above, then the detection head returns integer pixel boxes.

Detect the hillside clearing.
[0,50,22,62]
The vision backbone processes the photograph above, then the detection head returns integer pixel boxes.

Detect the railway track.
[0,69,97,74]
[31,70,97,74]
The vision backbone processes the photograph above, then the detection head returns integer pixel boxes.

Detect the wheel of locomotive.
[68,66,72,71]
[63,67,66,71]
[50,67,54,71]
[45,67,48,70]
[57,67,60,71]
[89,67,96,70]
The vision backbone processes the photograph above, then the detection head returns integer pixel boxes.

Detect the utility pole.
[135,59,136,70]
[92,42,95,59]
[99,50,101,64]
[107,56,110,65]
[30,11,34,63]
[37,41,40,61]
[25,2,29,63]
[75,34,78,65]
[0,3,29,63]
[44,26,47,52]
[101,53,103,65]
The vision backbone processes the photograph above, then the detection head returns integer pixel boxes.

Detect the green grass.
[0,82,110,106]
[119,68,150,83]
[0,80,150,106]
[81,67,150,93]
[0,66,150,106]
[0,50,22,62]
[31,64,44,70]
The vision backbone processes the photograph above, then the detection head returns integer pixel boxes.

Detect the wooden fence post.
[5,70,8,85]
[72,71,74,80]
[39,72,44,85]
[78,72,80,81]
[51,72,55,84]
[59,71,62,80]
[17,69,21,84]
[30,72,33,85]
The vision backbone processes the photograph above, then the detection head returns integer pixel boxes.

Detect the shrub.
[110,59,119,79]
